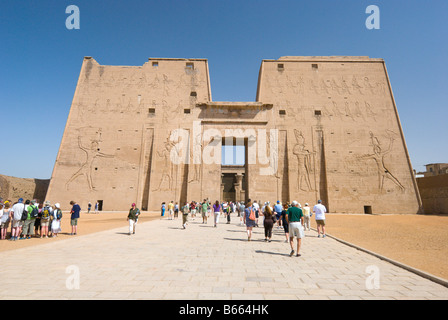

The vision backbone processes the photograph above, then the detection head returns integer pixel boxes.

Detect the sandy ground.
[1,211,447,281]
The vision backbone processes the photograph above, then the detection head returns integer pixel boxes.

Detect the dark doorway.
[222,173,236,202]
[97,200,103,211]
[364,205,372,214]
[221,136,247,202]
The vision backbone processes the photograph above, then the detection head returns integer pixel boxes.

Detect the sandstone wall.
[0,174,49,204]
[417,175,448,214]
[45,56,422,214]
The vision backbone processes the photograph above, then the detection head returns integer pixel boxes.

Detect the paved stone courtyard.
[1,216,447,300]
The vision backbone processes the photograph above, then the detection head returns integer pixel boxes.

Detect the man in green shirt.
[286,201,304,257]
[21,200,38,239]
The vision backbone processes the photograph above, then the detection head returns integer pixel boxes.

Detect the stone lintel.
[197,101,273,109]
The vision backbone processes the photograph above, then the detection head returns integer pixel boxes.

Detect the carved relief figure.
[162,74,172,96]
[364,101,377,121]
[330,78,342,95]
[189,132,202,183]
[66,130,114,191]
[358,131,405,192]
[293,130,314,191]
[351,76,364,95]
[363,77,376,95]
[154,134,177,191]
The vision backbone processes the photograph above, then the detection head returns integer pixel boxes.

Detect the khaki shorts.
[71,218,78,226]
[316,219,326,226]
[12,219,22,228]
[1,221,10,229]
[41,219,50,227]
[289,222,304,239]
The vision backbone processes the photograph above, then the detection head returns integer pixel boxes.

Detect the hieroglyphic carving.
[271,72,388,97]
[185,67,200,88]
[66,129,114,191]
[293,130,314,191]
[149,74,160,90]
[351,76,364,95]
[320,79,331,95]
[189,131,202,183]
[364,101,377,121]
[358,131,405,192]
[153,134,177,191]
[363,77,376,95]
[162,74,172,96]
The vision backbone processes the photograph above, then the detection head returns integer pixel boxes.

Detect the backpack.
[21,206,28,221]
[56,209,63,220]
[30,205,39,218]
[42,206,51,219]
[249,207,256,221]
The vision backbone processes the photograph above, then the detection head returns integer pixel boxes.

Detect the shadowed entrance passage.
[222,137,246,203]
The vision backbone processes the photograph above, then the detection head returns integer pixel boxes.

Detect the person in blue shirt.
[69,201,81,235]
[274,201,283,229]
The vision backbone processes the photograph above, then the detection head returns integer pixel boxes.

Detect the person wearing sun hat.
[1,201,12,240]
[302,202,311,231]
[127,203,140,235]
[51,203,62,237]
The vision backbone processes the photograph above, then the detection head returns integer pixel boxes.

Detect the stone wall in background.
[0,174,49,204]
[417,174,448,214]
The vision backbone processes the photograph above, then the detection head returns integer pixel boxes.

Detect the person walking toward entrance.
[239,202,245,226]
[244,199,256,241]
[280,204,290,243]
[302,203,311,231]
[168,201,174,220]
[287,201,304,257]
[261,205,275,242]
[212,200,221,228]
[313,200,327,237]
[274,201,283,229]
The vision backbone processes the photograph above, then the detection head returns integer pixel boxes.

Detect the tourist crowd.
[155,198,327,257]
[2,195,327,257]
[0,198,81,241]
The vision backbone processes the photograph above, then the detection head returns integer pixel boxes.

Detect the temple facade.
[46,56,422,214]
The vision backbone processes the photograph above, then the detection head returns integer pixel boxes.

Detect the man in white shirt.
[313,200,327,238]
[10,198,25,241]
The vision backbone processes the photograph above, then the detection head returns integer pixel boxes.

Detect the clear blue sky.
[1,0,447,179]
